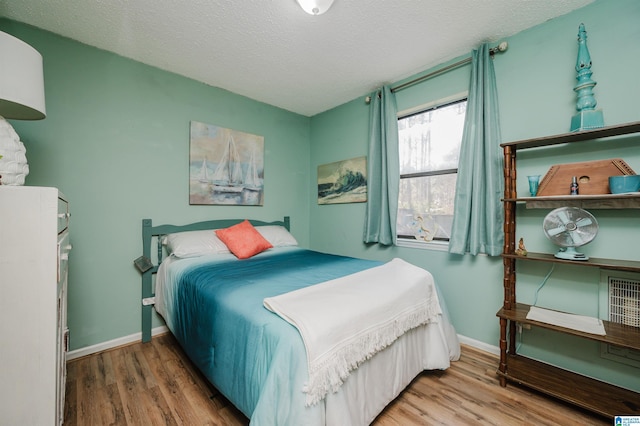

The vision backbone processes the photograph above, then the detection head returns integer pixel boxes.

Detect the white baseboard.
[67,327,499,361]
[66,326,168,361]
[457,334,500,356]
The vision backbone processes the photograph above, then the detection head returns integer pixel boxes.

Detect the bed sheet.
[155,247,459,425]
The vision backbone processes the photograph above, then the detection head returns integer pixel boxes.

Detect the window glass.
[397,99,466,243]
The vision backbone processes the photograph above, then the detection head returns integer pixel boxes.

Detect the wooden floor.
[63,333,610,425]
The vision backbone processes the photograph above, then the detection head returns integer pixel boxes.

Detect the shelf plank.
[497,303,640,351]
[501,121,640,150]
[498,354,640,417]
[504,193,640,209]
[502,252,640,272]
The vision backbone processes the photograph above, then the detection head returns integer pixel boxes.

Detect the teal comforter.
[160,247,380,425]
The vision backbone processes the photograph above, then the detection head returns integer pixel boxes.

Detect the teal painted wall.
[0,20,311,350]
[309,0,640,392]
[2,0,639,392]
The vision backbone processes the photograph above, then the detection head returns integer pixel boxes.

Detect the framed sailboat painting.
[189,121,264,205]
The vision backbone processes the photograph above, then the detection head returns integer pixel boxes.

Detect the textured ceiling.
[0,0,594,116]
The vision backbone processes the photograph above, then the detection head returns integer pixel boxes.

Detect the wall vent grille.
[600,274,640,368]
[609,277,640,327]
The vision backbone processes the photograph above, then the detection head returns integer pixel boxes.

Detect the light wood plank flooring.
[63,333,610,425]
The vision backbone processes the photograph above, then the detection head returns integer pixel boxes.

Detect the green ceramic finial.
[570,23,604,132]
[575,24,596,111]
[575,24,591,71]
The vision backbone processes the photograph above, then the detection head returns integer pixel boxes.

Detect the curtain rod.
[366,41,508,103]
[392,41,508,93]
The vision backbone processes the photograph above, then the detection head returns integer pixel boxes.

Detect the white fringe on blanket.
[263,258,442,406]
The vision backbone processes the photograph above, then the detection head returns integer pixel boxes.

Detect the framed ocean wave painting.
[317,156,367,205]
[189,121,264,205]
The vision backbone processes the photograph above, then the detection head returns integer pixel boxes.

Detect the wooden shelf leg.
[499,317,508,387]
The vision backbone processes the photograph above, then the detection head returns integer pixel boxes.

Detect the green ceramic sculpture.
[570,23,604,132]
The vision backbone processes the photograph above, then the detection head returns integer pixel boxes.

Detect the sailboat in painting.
[198,159,211,183]
[243,148,261,191]
[211,135,245,193]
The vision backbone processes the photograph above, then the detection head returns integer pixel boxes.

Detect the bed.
[139,216,460,425]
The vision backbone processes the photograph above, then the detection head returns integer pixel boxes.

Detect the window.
[396,98,467,244]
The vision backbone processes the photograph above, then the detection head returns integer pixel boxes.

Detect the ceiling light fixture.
[296,0,335,15]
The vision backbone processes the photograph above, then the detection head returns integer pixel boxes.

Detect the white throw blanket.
[263,258,442,406]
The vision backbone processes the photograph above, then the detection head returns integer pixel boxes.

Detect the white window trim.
[396,237,450,252]
[397,91,468,118]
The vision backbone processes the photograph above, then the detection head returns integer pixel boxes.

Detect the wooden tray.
[537,158,636,196]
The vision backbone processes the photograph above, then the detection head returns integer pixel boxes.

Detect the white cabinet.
[0,186,71,426]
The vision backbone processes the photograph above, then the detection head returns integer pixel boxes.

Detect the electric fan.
[542,207,598,261]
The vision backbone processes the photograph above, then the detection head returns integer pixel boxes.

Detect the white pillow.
[163,229,230,258]
[255,225,298,247]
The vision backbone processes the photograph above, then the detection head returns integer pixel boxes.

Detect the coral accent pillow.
[215,220,273,259]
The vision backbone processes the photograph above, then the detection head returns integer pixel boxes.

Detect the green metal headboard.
[139,216,291,342]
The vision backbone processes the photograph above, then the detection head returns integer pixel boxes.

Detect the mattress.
[155,246,460,425]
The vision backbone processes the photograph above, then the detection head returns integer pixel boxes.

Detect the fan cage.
[543,207,598,249]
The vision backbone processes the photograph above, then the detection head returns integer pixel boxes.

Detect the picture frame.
[189,121,264,205]
[317,156,367,205]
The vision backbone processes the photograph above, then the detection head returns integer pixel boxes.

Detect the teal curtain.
[448,44,504,256]
[363,86,399,245]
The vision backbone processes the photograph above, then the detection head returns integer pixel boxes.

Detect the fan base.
[554,250,589,261]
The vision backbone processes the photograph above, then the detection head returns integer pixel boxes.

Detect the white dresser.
[0,186,71,426]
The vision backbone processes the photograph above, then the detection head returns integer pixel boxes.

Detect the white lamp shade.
[0,31,46,120]
[296,0,335,15]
